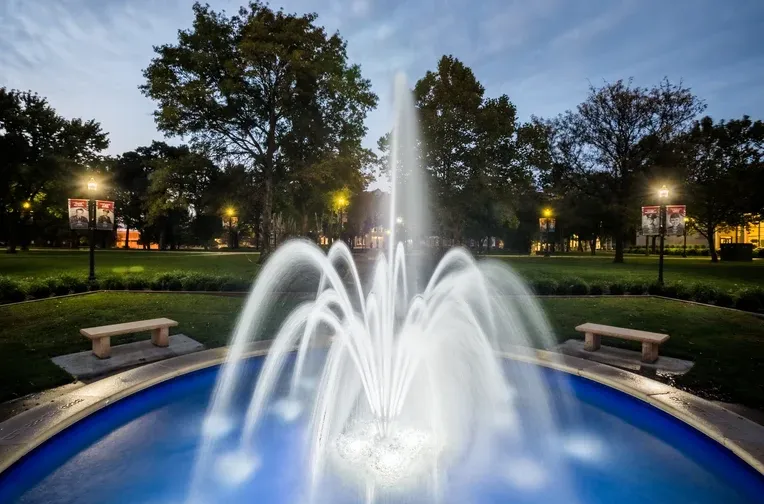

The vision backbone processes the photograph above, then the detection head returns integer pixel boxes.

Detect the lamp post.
[543,208,553,257]
[225,207,236,248]
[87,177,97,281]
[334,194,348,241]
[682,217,689,257]
[658,185,669,285]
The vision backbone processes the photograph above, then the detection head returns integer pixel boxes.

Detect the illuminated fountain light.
[216,450,260,486]
[333,421,442,488]
[563,432,604,462]
[271,397,303,422]
[503,457,547,491]
[201,414,234,440]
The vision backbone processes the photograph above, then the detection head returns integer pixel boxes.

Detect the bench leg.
[641,342,659,363]
[92,337,111,359]
[151,326,170,347]
[584,332,601,352]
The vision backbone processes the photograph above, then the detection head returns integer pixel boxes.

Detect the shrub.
[180,273,205,291]
[569,278,589,295]
[662,283,690,300]
[100,276,126,290]
[47,276,70,296]
[63,275,88,293]
[735,290,763,312]
[88,278,101,291]
[0,276,26,303]
[222,278,248,292]
[689,284,720,304]
[700,249,710,256]
[647,282,664,295]
[715,292,734,308]
[589,283,604,295]
[26,281,51,299]
[758,248,764,258]
[166,276,183,291]
[608,282,625,295]
[532,279,558,295]
[687,248,699,256]
[126,276,149,290]
[626,282,646,295]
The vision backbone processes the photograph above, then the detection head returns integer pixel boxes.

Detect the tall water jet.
[186,74,577,503]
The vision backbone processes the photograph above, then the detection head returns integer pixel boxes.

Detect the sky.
[2,0,763,188]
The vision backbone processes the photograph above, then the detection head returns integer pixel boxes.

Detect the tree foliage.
[0,88,108,252]
[141,1,377,257]
[680,116,764,261]
[548,78,705,262]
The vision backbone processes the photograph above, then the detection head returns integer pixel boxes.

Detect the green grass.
[0,249,261,281]
[500,255,764,293]
[1,293,763,410]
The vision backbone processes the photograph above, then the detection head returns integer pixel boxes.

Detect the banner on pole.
[68,199,89,230]
[641,206,660,236]
[95,200,115,231]
[666,205,686,237]
[539,218,556,233]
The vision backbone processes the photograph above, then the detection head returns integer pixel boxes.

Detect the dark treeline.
[2,1,763,262]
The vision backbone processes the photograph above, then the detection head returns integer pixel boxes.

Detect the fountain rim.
[0,340,762,477]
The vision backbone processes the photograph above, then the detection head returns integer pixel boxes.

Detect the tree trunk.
[577,240,584,252]
[124,226,130,249]
[6,216,18,254]
[707,224,718,263]
[301,213,309,236]
[589,238,596,255]
[614,232,624,263]
[260,175,273,263]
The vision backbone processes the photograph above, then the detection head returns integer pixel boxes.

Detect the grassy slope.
[0,249,261,280]
[2,250,762,295]
[501,255,764,293]
[1,293,762,409]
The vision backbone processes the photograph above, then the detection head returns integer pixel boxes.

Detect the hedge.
[1,274,763,317]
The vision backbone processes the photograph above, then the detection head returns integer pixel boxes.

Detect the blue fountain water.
[1,356,762,504]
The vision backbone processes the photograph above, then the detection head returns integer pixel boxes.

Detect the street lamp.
[87,178,97,281]
[657,185,668,285]
[225,207,236,248]
[682,217,689,257]
[543,208,553,256]
[22,201,31,210]
[396,216,404,225]
[334,194,349,240]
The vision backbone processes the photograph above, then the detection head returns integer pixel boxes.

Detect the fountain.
[185,73,574,503]
[1,74,764,504]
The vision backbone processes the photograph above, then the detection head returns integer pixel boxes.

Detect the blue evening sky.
[1,0,762,187]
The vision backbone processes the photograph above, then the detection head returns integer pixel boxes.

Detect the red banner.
[68,199,89,230]
[95,200,115,231]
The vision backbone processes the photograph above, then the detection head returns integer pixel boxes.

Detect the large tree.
[680,115,764,261]
[548,78,705,262]
[380,55,543,245]
[141,1,377,258]
[0,88,108,253]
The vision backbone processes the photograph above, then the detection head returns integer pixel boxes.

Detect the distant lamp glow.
[22,201,31,210]
[334,194,348,209]
[543,208,553,218]
[658,185,669,199]
[225,207,236,217]
[87,178,97,192]
[396,216,404,225]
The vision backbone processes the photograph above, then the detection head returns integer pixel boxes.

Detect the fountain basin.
[0,345,762,503]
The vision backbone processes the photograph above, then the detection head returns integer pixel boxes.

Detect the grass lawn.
[501,255,764,293]
[2,250,762,297]
[0,249,261,280]
[1,292,762,411]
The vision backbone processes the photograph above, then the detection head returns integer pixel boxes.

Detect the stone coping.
[1,342,763,478]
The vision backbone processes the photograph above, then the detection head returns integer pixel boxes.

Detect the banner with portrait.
[68,199,89,230]
[539,218,556,233]
[95,200,115,231]
[641,206,660,236]
[665,205,686,237]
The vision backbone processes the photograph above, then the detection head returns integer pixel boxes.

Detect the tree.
[112,148,154,248]
[141,1,377,259]
[548,78,705,262]
[680,116,764,261]
[0,88,108,253]
[380,55,544,246]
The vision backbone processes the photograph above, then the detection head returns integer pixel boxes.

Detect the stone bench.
[574,322,669,363]
[80,318,179,359]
